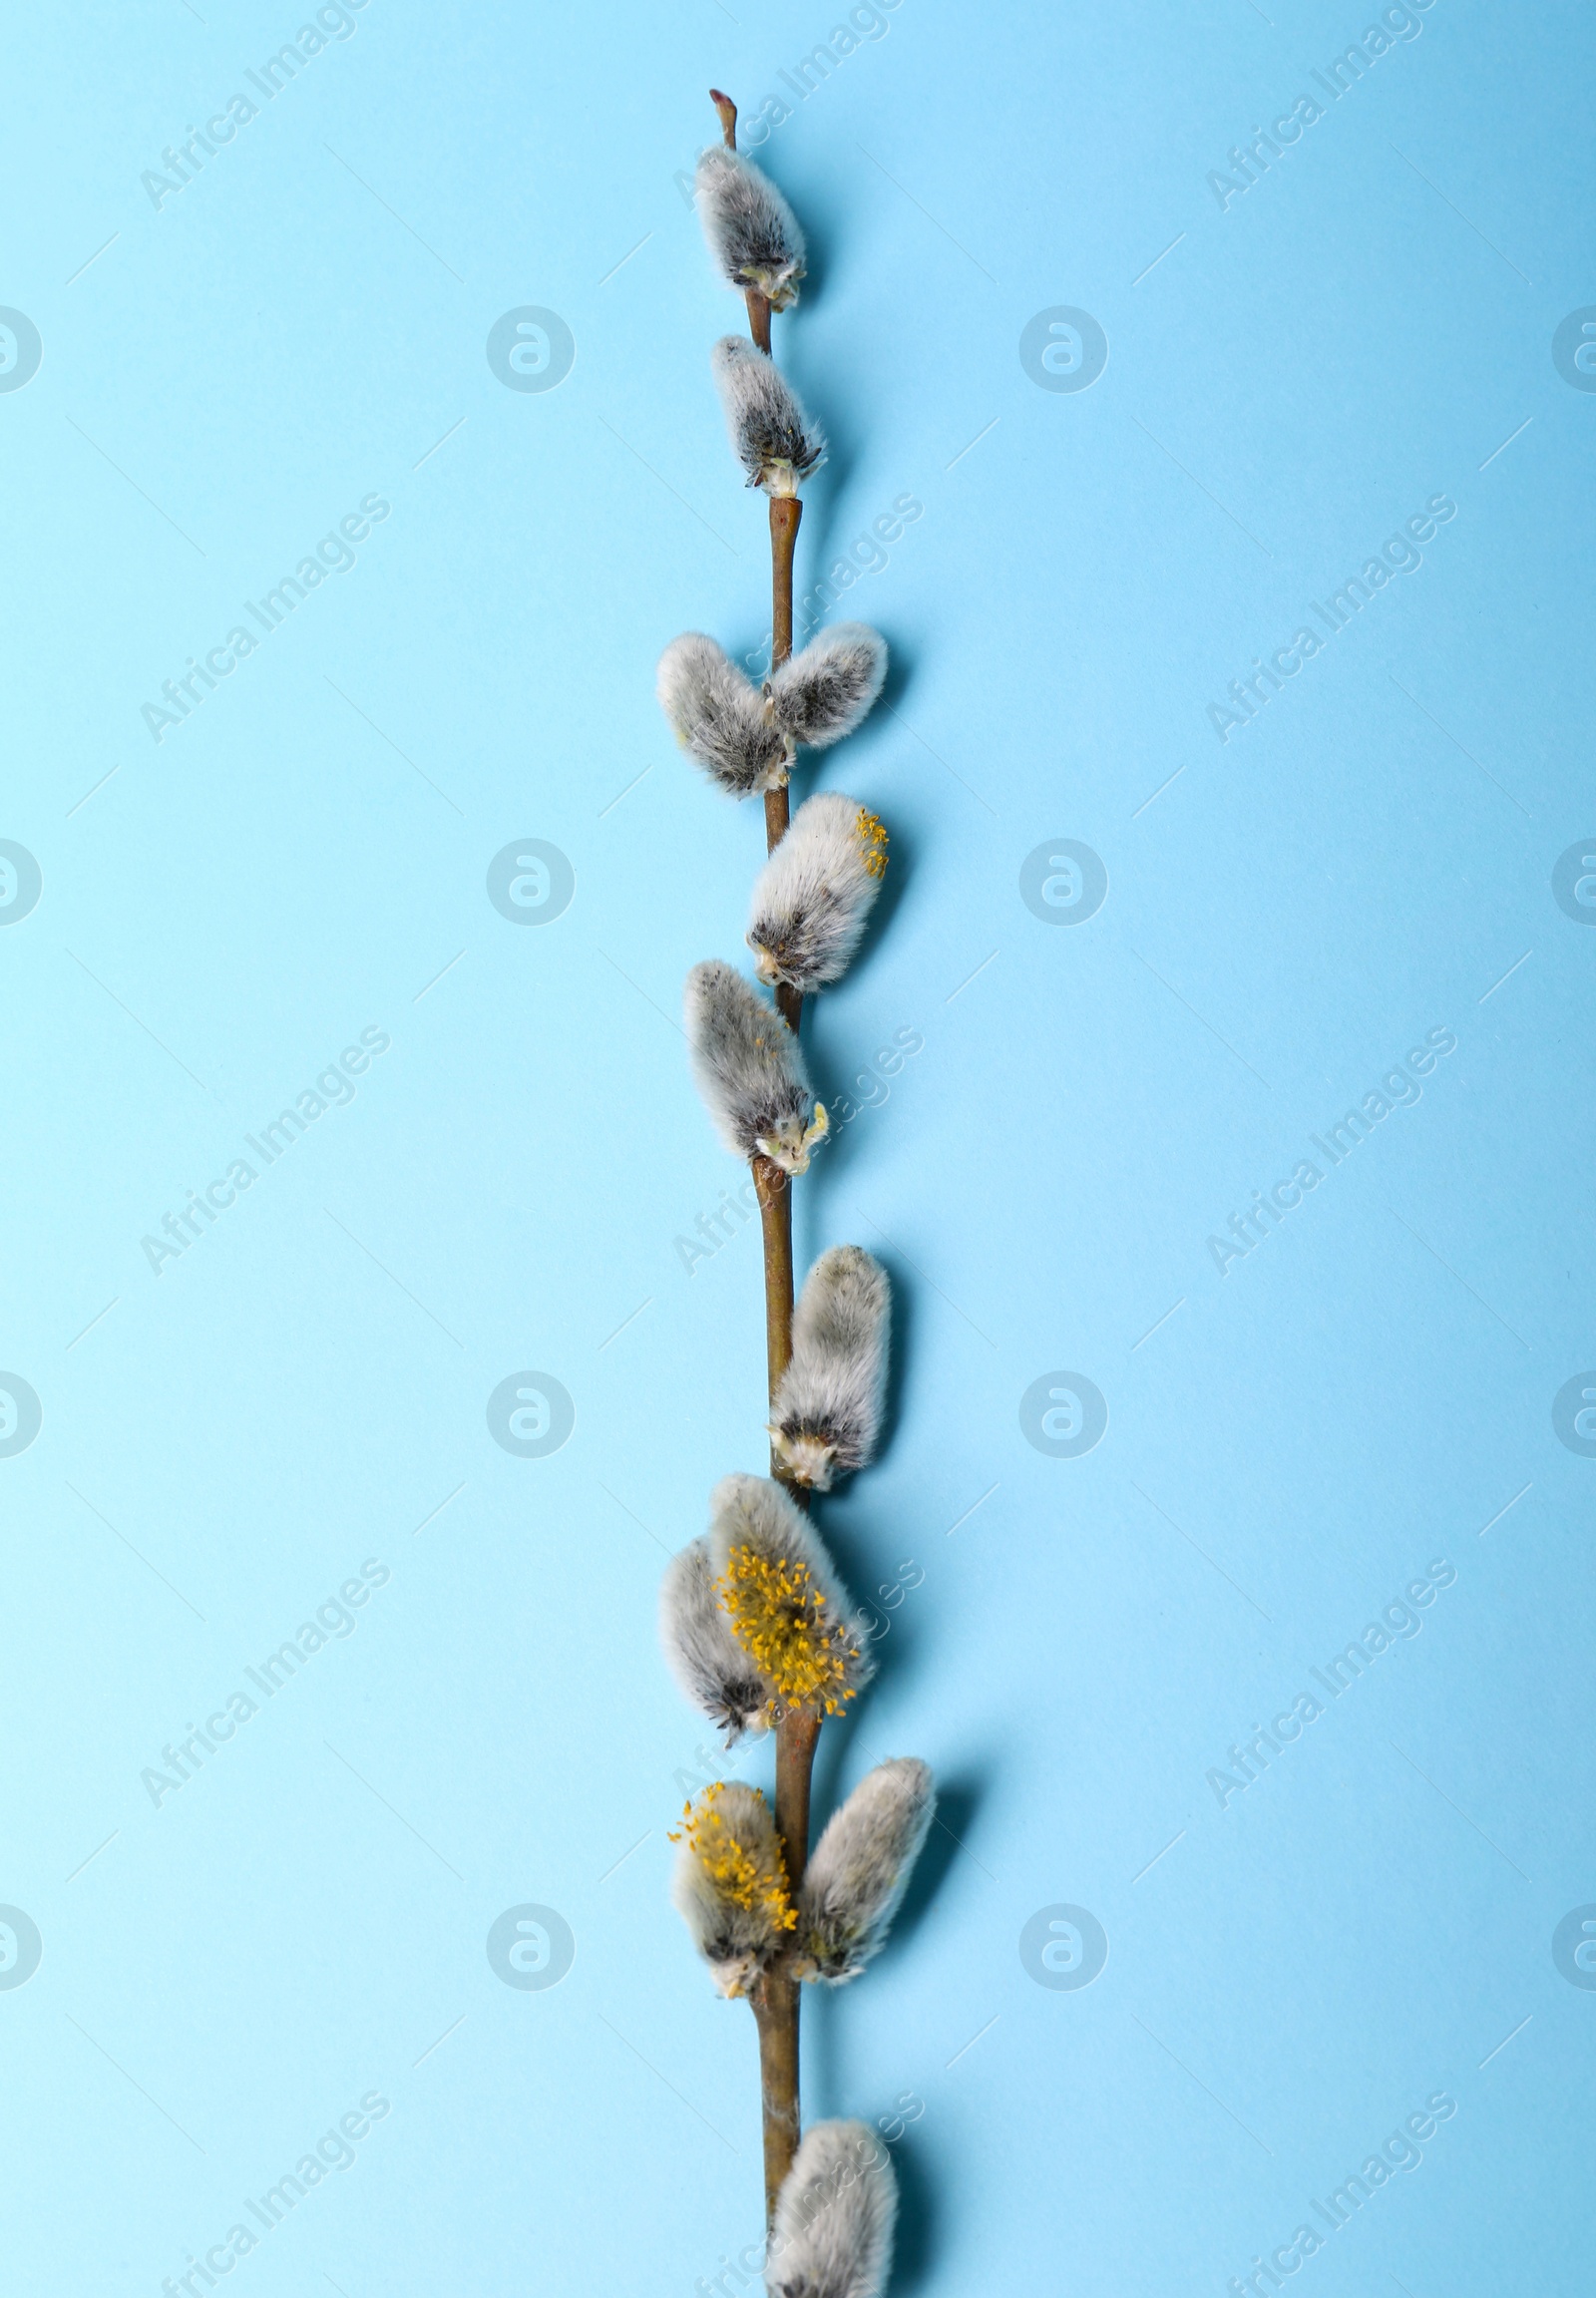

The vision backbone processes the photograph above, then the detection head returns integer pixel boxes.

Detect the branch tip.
[710,88,738,148]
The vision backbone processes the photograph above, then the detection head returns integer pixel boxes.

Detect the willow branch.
[708,79,821,2230]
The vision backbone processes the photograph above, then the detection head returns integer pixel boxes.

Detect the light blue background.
[4,1,1593,2291]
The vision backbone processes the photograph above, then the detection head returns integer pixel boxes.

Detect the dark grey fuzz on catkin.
[684,959,828,1175]
[794,1757,937,1985]
[657,633,793,797]
[769,1245,891,1488]
[658,1536,774,1744]
[711,336,826,495]
[695,146,807,309]
[766,624,888,749]
[747,794,889,996]
[765,2121,898,2298]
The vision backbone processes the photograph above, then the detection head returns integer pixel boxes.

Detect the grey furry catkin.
[657,634,793,798]
[685,959,828,1174]
[769,1247,891,1489]
[767,624,888,748]
[670,1780,794,1999]
[711,336,825,494]
[696,146,807,309]
[659,1536,775,1745]
[794,1759,936,1985]
[708,1472,876,1712]
[656,623,888,801]
[765,2120,898,2298]
[747,794,889,994]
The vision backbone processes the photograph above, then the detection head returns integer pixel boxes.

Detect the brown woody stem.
[752,1705,822,2221]
[750,1978,800,2223]
[753,1153,796,1412]
[764,780,791,862]
[769,494,800,673]
[766,490,803,972]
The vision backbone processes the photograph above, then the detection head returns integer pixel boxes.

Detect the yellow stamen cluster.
[717,1542,860,1719]
[668,1781,796,1931]
[856,809,889,880]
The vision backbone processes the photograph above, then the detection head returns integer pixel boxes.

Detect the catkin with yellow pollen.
[669,1779,796,1997]
[706,1472,876,1721]
[671,1782,797,1925]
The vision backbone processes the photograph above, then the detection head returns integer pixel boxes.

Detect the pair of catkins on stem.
[655,128,933,2298]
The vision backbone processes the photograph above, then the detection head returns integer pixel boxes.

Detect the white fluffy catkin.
[767,624,888,749]
[747,795,889,994]
[765,2121,898,2298]
[695,146,807,309]
[769,1247,891,1490]
[794,1758,936,1985]
[711,336,825,494]
[657,633,792,798]
[669,1780,793,1999]
[685,960,828,1175]
[708,1473,876,1712]
[658,1537,775,1744]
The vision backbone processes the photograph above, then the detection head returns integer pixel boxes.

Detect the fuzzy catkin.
[769,1246,891,1490]
[684,959,827,1175]
[711,336,825,494]
[659,1537,775,1745]
[765,2121,898,2298]
[747,794,888,994]
[695,146,807,309]
[657,633,793,798]
[657,623,888,800]
[708,1473,875,1719]
[670,1780,795,1999]
[795,1758,936,1985]
[767,624,888,749]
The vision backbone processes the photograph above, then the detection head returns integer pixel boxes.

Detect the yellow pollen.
[716,1541,861,1720]
[668,1782,796,1931]
[856,809,889,880]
